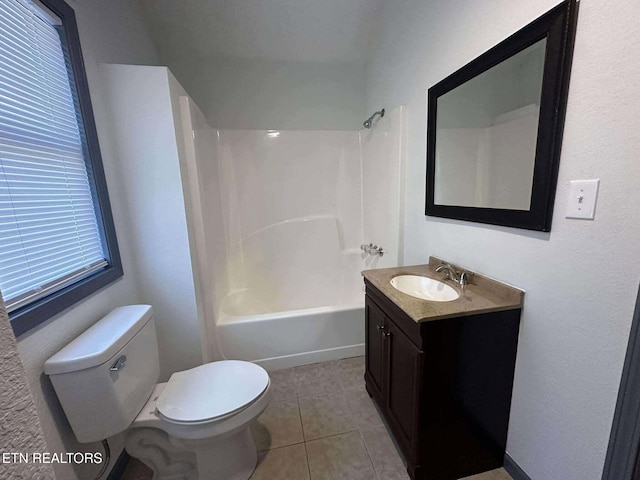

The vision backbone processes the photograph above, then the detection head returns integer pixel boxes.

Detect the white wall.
[102,65,203,379]
[366,1,640,479]
[155,54,367,130]
[15,1,159,479]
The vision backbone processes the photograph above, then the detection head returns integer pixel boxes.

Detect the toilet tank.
[44,305,160,443]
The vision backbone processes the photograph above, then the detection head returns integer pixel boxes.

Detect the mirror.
[426,0,578,231]
[435,39,546,211]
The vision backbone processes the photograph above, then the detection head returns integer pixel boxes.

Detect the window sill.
[10,265,124,337]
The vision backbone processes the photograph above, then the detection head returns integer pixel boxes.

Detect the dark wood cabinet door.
[364,280,521,480]
[385,318,423,457]
[365,297,386,401]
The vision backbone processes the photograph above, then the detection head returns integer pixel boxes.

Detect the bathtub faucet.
[361,243,384,257]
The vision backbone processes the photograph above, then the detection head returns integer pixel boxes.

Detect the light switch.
[566,179,600,220]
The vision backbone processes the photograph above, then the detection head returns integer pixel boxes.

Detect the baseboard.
[504,453,532,480]
[254,344,365,370]
[106,449,130,480]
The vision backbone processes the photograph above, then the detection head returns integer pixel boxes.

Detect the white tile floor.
[121,356,513,480]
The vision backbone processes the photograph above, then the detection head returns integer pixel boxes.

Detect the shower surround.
[196,108,405,369]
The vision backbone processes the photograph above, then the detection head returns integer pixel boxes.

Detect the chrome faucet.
[435,263,474,286]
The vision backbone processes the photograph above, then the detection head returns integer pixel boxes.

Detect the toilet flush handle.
[110,355,127,371]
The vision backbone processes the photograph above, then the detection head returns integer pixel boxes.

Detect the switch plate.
[566,179,600,220]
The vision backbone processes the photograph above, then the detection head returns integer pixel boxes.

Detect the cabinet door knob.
[376,324,385,331]
[383,332,392,338]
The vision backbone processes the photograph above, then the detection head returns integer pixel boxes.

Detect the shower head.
[363,108,385,129]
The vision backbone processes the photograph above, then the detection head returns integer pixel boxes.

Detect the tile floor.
[121,356,513,480]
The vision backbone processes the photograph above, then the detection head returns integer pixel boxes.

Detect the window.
[0,0,122,336]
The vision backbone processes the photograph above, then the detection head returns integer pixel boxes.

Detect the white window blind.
[0,0,107,312]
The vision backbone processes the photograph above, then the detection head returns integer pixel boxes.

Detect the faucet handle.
[459,271,474,285]
[362,243,384,256]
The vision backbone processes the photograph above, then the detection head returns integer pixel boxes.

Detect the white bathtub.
[217,298,365,370]
[215,216,366,370]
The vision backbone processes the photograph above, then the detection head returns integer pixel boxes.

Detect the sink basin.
[390,275,459,302]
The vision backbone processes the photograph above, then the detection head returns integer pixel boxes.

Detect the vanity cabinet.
[364,280,521,480]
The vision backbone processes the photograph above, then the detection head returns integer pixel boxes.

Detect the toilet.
[44,305,271,480]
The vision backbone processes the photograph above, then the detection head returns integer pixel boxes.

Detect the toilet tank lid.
[44,305,153,376]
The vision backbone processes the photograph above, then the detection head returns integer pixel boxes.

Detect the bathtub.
[215,216,366,370]
[217,298,365,371]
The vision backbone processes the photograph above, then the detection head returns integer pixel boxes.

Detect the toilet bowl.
[127,362,271,480]
[44,305,271,480]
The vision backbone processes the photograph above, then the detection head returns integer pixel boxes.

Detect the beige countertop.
[362,256,524,323]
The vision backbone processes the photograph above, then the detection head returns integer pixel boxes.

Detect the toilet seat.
[156,360,269,425]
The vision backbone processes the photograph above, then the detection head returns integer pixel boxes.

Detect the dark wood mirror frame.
[426,0,578,232]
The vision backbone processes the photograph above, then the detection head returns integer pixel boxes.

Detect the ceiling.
[138,0,385,64]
